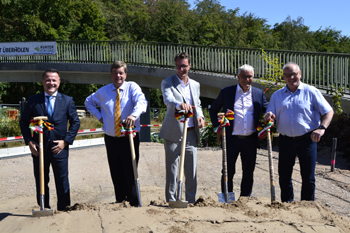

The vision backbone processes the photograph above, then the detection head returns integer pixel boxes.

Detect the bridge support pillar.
[140,87,150,142]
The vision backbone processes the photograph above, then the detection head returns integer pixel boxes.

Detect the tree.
[312,27,350,53]
[0,0,107,42]
[144,0,194,43]
[150,88,165,108]
[272,16,312,51]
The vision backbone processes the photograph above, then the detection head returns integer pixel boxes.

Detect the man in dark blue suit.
[20,69,80,211]
[209,64,268,197]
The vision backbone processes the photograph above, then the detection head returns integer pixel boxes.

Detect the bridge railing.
[1,41,349,94]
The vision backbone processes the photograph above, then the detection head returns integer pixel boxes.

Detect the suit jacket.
[159,75,204,144]
[209,85,268,144]
[20,92,80,158]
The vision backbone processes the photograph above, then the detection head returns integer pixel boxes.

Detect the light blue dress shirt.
[266,82,332,137]
[85,82,148,136]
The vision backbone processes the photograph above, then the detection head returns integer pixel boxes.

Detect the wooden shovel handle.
[178,119,188,183]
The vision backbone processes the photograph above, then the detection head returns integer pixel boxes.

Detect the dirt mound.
[65,203,98,211]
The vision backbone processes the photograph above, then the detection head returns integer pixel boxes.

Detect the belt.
[281,132,312,140]
[232,133,255,139]
[105,133,138,139]
[105,134,126,139]
[187,127,195,131]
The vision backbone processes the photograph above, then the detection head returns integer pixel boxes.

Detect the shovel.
[128,127,142,207]
[32,116,54,217]
[169,117,189,208]
[266,128,276,202]
[217,114,235,203]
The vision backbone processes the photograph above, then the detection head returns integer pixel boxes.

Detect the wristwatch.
[318,125,327,130]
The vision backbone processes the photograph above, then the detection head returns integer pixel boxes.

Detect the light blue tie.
[47,96,54,120]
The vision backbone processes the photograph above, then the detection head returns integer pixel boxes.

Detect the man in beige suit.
[159,52,205,203]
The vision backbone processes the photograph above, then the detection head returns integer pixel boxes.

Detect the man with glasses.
[264,62,333,202]
[209,64,268,198]
[159,52,205,203]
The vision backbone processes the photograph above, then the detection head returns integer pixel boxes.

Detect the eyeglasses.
[176,65,189,69]
[284,71,300,78]
[240,75,253,79]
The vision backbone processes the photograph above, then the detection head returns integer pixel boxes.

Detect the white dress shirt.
[232,85,255,136]
[175,75,194,128]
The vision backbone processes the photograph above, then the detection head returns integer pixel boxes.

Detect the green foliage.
[59,83,103,105]
[0,0,107,41]
[0,83,9,102]
[272,16,312,51]
[199,124,219,147]
[2,0,350,52]
[150,89,165,108]
[202,108,210,123]
[79,116,103,130]
[0,113,21,137]
[330,85,344,115]
[151,132,163,143]
[256,49,285,94]
[157,108,167,123]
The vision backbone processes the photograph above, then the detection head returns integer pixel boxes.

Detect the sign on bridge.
[0,41,57,56]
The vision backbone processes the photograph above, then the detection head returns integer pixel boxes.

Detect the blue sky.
[188,0,350,37]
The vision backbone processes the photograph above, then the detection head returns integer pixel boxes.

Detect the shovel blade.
[32,208,54,217]
[135,180,142,207]
[218,192,235,203]
[169,200,188,208]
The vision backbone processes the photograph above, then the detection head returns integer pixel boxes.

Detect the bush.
[78,117,103,130]
[200,124,219,147]
[0,117,21,137]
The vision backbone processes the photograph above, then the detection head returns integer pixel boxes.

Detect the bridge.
[1,41,349,94]
[1,41,350,124]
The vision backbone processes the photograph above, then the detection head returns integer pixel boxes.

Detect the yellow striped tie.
[114,88,121,137]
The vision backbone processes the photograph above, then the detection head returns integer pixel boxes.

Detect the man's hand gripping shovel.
[215,110,235,203]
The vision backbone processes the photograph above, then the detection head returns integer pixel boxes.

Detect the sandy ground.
[1,142,350,233]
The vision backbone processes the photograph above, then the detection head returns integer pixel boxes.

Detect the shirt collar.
[112,81,126,91]
[283,82,304,93]
[176,75,190,86]
[236,84,252,94]
[45,92,57,97]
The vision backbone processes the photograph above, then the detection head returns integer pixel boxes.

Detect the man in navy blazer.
[209,64,268,197]
[20,69,80,211]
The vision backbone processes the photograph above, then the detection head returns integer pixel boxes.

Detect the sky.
[187,0,350,37]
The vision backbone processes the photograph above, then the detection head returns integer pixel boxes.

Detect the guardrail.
[1,41,349,93]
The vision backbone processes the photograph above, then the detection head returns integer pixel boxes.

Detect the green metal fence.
[1,41,349,94]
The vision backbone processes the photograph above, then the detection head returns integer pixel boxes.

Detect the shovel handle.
[129,132,138,180]
[178,119,188,183]
[221,127,228,182]
[267,129,276,202]
[33,116,47,210]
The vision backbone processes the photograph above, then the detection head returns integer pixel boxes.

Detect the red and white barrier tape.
[0,124,164,142]
[0,123,213,143]
[0,136,23,142]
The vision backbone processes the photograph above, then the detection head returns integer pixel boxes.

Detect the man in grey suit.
[159,52,205,203]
